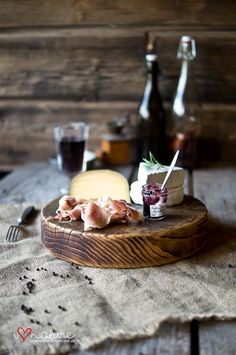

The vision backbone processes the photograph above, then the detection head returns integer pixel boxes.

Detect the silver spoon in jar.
[161,150,180,189]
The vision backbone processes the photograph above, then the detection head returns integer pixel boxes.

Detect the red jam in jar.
[142,183,168,220]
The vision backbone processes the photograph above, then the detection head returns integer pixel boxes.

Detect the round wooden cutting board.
[41,196,208,268]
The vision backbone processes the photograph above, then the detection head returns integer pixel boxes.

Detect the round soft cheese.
[130,163,185,207]
[138,162,185,188]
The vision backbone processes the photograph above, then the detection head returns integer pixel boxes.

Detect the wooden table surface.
[0,162,235,355]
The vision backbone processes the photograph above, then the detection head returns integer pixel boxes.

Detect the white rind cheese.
[130,163,185,206]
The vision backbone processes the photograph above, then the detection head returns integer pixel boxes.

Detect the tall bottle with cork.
[136,34,168,165]
[170,35,201,172]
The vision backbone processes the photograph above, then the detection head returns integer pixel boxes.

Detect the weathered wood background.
[0,0,235,170]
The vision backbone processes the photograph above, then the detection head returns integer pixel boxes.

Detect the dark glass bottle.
[137,53,168,164]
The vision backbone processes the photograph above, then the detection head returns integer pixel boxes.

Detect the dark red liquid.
[57,138,85,176]
[169,132,198,171]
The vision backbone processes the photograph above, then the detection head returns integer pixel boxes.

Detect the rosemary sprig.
[143,151,164,170]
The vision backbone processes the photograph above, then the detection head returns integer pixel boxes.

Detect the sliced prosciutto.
[52,195,143,231]
[63,204,82,222]
[80,202,112,231]
[55,195,87,220]
[56,195,78,213]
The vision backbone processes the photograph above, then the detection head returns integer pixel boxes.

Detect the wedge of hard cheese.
[69,169,131,203]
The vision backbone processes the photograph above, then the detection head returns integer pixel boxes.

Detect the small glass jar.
[142,183,168,220]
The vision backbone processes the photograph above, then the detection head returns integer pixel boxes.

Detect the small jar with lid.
[142,183,168,219]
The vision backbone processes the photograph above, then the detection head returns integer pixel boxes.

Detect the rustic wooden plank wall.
[0,0,235,170]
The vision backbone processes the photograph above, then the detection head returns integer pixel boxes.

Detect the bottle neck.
[176,58,189,97]
[173,58,194,117]
[146,60,158,87]
[139,56,163,120]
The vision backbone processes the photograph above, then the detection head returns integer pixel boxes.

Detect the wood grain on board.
[41,195,208,268]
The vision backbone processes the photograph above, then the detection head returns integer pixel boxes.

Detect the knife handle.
[18,206,36,225]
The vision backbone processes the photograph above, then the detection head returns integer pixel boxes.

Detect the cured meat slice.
[98,197,143,223]
[63,205,82,222]
[125,204,143,222]
[80,202,112,231]
[52,195,143,230]
[56,195,87,219]
[56,195,78,214]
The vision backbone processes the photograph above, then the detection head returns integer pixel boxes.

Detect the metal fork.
[6,206,36,242]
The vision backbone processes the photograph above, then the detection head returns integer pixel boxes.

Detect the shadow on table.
[195,214,236,258]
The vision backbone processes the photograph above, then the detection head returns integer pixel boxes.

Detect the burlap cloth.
[0,204,235,355]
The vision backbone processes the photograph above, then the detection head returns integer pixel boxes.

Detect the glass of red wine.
[54,122,89,192]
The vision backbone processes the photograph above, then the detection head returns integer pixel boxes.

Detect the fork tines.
[6,225,21,242]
